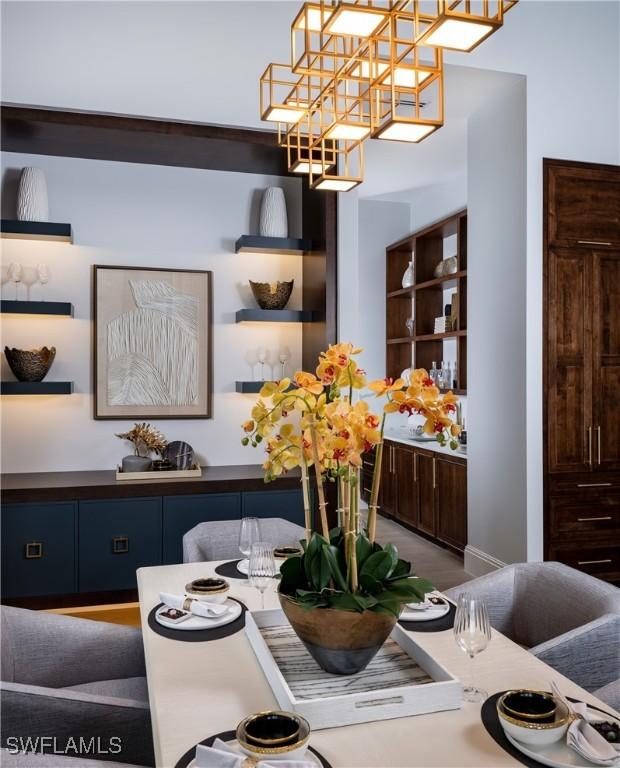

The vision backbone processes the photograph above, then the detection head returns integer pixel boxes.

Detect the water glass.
[249,542,277,609]
[453,592,492,703]
[238,517,261,568]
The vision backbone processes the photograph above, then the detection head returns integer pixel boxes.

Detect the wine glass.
[249,541,277,609]
[8,263,22,300]
[278,347,291,379]
[453,593,492,703]
[37,264,49,301]
[257,348,267,381]
[21,267,38,301]
[238,517,261,571]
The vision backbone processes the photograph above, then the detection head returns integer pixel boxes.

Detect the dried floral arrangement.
[116,423,167,457]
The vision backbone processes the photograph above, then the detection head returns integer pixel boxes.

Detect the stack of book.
[434,316,453,334]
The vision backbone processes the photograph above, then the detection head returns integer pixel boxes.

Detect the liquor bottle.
[445,362,452,390]
[430,361,438,386]
[453,360,458,389]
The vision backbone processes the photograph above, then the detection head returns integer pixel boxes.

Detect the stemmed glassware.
[8,263,22,300]
[257,348,268,381]
[248,541,277,609]
[453,592,492,703]
[37,264,49,301]
[278,347,291,379]
[21,267,38,301]
[238,516,261,571]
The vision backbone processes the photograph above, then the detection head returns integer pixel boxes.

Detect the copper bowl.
[4,346,56,382]
[250,280,294,310]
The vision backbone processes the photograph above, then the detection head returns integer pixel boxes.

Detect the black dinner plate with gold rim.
[481,691,618,768]
[174,729,333,768]
[147,598,246,642]
[399,600,456,632]
[215,559,249,580]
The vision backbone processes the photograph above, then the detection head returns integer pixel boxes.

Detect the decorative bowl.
[502,690,557,722]
[497,692,570,747]
[273,546,303,560]
[4,346,56,382]
[236,711,310,759]
[185,577,230,604]
[250,280,294,310]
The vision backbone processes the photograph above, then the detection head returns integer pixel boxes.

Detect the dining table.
[138,560,615,768]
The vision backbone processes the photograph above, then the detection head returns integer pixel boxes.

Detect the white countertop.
[384,429,468,459]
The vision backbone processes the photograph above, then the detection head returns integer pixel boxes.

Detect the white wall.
[467,77,527,568]
[1,153,302,472]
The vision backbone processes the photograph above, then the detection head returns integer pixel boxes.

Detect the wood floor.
[373,513,472,592]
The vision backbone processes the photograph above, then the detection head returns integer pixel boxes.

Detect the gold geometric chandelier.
[259,0,517,191]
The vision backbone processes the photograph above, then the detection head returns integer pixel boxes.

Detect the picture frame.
[93,265,212,420]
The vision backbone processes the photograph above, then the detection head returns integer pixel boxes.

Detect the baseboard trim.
[464,546,507,578]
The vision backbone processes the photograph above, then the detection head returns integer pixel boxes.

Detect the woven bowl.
[250,280,294,310]
[4,346,56,382]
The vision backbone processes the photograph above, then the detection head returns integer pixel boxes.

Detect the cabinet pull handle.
[363,487,372,494]
[25,541,43,559]
[596,426,601,465]
[112,535,129,554]
[577,240,612,246]
[432,458,436,489]
[392,446,395,474]
[577,516,612,522]
[587,426,593,466]
[414,453,417,483]
[577,558,612,566]
[577,482,612,488]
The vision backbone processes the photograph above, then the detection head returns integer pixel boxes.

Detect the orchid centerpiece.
[241,343,460,673]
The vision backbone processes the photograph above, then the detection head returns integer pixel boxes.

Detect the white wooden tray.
[245,608,461,730]
[115,464,202,480]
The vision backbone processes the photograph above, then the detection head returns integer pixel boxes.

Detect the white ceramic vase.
[17,168,49,222]
[402,260,414,288]
[259,187,288,238]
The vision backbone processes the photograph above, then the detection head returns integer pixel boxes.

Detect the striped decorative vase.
[259,187,288,238]
[17,167,49,222]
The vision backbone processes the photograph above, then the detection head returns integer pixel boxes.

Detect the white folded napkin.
[566,702,620,766]
[159,592,229,618]
[195,738,314,768]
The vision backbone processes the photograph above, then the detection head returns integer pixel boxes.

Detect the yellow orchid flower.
[368,377,405,396]
[293,371,324,395]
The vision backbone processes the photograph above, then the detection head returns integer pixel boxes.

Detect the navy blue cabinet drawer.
[242,490,306,527]
[163,493,241,564]
[79,498,162,592]
[1,502,76,598]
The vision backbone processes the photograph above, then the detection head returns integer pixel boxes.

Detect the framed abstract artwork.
[93,265,212,419]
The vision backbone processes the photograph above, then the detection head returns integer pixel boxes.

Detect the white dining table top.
[138,561,612,768]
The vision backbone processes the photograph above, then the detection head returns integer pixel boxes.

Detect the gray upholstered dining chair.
[183,517,305,562]
[445,562,620,695]
[0,607,154,767]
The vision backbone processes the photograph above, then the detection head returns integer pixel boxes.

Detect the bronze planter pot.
[4,346,56,382]
[250,280,294,310]
[279,593,398,675]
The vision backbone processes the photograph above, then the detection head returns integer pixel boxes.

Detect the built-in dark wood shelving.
[415,330,467,342]
[1,220,72,243]
[1,300,74,316]
[387,271,467,298]
[386,210,468,393]
[1,381,74,395]
[235,235,312,255]
[236,308,314,323]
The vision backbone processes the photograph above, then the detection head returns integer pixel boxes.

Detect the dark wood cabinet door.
[547,162,620,247]
[547,248,593,473]
[435,458,467,552]
[394,444,417,527]
[379,442,396,517]
[416,451,436,536]
[592,250,620,471]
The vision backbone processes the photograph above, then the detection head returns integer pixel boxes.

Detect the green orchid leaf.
[359,572,383,594]
[323,544,348,592]
[359,550,394,582]
[355,535,373,570]
[383,543,399,578]
[386,558,412,580]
